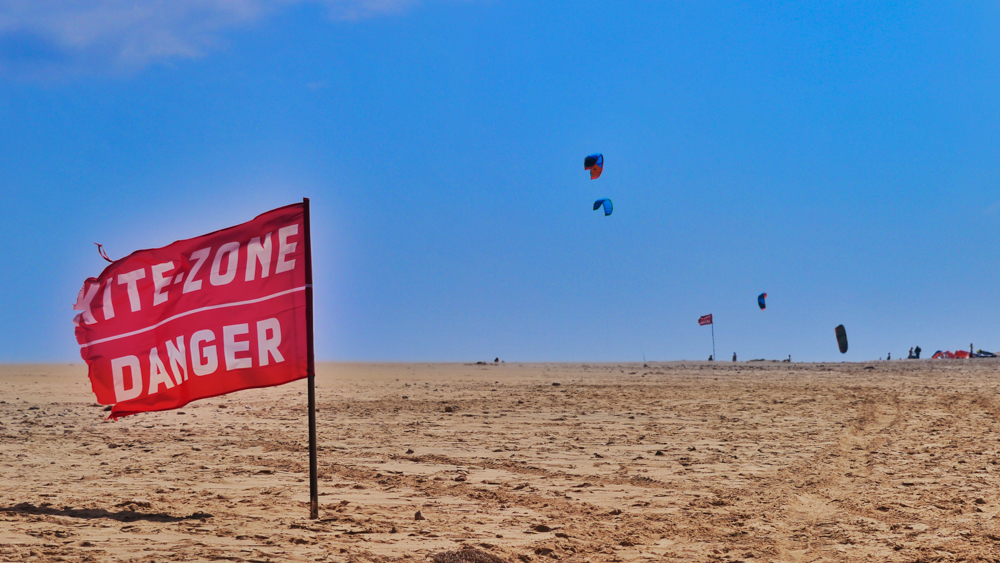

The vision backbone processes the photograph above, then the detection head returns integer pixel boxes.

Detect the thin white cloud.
[0,0,418,78]
[323,0,417,20]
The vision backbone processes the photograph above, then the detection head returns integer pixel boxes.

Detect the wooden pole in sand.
[303,197,319,519]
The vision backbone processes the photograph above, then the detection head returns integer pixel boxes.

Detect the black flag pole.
[303,198,318,519]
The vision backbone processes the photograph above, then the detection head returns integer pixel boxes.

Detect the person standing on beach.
[915,346,921,359]
[732,352,737,362]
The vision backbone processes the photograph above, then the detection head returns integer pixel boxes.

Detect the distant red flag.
[74,202,311,419]
[698,314,713,326]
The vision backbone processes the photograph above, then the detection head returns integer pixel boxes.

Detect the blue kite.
[593,198,613,216]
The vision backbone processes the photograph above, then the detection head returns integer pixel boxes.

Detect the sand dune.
[2,360,1000,562]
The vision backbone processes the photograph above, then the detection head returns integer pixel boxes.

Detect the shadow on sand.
[1,502,211,523]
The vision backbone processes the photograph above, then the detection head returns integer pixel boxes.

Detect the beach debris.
[444,406,454,412]
[593,198,613,216]
[431,547,508,563]
[454,474,467,482]
[552,382,561,386]
[532,524,553,532]
[415,510,426,520]
[406,448,414,454]
[654,450,665,456]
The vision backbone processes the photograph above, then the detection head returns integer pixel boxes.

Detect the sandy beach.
[3,360,1000,562]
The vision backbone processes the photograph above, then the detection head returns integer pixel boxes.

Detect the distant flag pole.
[698,314,714,360]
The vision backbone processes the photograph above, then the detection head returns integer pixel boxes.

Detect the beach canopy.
[593,198,613,216]
[758,293,767,310]
[585,153,603,179]
[835,324,848,354]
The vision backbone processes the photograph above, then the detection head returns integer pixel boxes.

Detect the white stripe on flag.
[78,285,309,348]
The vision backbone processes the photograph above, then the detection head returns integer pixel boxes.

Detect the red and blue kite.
[584,153,603,180]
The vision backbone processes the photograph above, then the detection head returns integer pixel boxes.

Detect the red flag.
[74,202,311,419]
[698,314,713,326]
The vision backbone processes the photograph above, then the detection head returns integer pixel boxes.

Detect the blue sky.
[2,1,999,363]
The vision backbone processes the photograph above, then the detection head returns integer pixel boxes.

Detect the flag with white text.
[74,202,310,419]
[698,314,713,326]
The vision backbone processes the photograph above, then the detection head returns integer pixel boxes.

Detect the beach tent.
[932,350,954,359]
[954,350,970,359]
